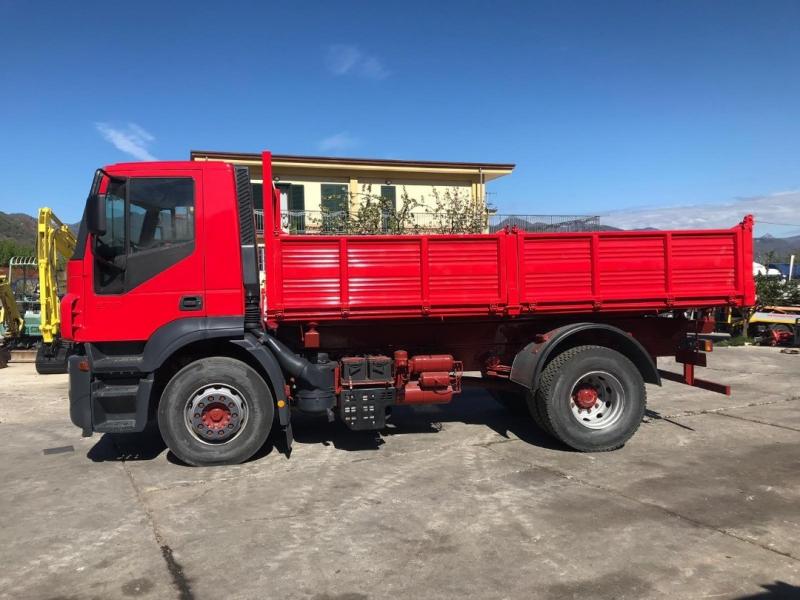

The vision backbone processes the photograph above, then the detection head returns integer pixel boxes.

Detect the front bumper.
[68,355,152,435]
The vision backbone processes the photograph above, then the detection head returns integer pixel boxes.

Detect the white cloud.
[95,122,157,161]
[603,190,800,233]
[326,44,388,80]
[318,131,359,153]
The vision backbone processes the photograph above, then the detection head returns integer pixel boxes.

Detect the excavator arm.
[37,207,76,345]
[31,207,78,374]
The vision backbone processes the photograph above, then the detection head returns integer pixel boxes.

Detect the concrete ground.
[1,347,799,600]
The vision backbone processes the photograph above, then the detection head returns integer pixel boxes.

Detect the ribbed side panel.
[429,239,500,302]
[235,168,255,245]
[598,236,666,298]
[672,234,736,293]
[269,221,750,321]
[522,237,592,300]
[347,240,422,306]
[281,240,341,306]
[234,166,260,328]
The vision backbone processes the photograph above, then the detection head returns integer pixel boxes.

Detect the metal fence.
[253,210,600,235]
[488,214,601,233]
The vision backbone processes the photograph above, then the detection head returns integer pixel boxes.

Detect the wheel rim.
[184,384,249,444]
[568,371,625,430]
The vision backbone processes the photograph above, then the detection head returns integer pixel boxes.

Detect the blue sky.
[1,0,799,235]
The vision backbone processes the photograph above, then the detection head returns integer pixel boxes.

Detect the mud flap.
[283,422,294,455]
[277,398,293,456]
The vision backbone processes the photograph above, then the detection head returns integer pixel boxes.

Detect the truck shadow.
[87,388,569,462]
[87,427,168,462]
[87,429,277,465]
[289,388,569,453]
[734,581,800,599]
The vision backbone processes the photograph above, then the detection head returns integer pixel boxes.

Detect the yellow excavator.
[0,208,76,371]
[0,274,25,368]
[35,207,77,373]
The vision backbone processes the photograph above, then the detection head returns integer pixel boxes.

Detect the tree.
[755,274,784,307]
[753,250,800,307]
[429,187,491,234]
[0,239,34,267]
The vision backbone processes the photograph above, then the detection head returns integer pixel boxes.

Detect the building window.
[380,185,396,232]
[251,182,263,210]
[321,184,348,232]
[379,185,396,208]
[277,183,306,233]
[289,184,305,212]
[321,184,348,212]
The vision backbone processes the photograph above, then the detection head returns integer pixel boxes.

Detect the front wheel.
[529,345,646,452]
[158,357,274,466]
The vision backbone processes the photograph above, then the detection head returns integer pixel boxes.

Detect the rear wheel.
[529,345,646,452]
[158,357,273,466]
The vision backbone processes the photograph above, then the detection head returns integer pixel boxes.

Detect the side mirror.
[86,193,107,235]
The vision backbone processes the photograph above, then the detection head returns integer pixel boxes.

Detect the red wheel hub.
[573,386,599,409]
[200,402,232,430]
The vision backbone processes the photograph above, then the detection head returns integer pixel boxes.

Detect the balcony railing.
[253,210,600,235]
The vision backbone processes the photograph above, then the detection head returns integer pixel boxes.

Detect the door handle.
[179,295,202,311]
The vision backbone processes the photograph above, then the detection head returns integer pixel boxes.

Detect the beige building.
[190,150,514,233]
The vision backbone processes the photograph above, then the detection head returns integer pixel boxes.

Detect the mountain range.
[0,212,38,251]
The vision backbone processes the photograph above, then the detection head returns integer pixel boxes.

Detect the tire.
[157,357,274,466]
[531,345,646,452]
[525,390,553,435]
[0,346,10,369]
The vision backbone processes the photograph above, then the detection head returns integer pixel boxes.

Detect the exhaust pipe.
[260,334,330,389]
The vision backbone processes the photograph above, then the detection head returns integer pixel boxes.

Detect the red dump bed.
[263,217,755,324]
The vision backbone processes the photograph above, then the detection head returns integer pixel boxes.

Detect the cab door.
[83,168,205,342]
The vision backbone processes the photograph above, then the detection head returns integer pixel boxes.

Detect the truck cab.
[63,160,255,343]
[64,159,274,463]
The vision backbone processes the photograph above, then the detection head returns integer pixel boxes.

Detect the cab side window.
[94,177,196,294]
[129,178,194,253]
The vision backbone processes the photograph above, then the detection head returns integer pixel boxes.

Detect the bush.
[314,185,490,235]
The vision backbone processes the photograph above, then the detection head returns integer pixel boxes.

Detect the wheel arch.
[510,322,660,392]
[148,334,288,425]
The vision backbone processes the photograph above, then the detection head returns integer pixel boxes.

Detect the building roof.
[189,150,515,181]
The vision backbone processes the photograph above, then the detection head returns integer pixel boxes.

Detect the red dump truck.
[63,152,755,466]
